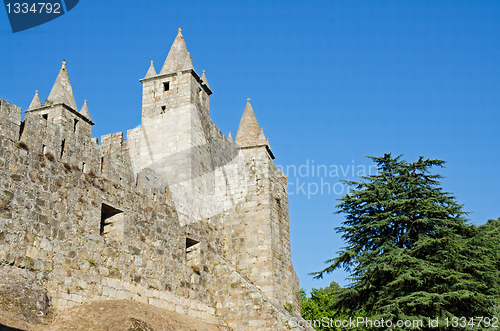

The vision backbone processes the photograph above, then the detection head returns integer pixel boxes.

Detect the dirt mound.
[0,265,51,325]
[0,265,227,331]
[0,300,228,331]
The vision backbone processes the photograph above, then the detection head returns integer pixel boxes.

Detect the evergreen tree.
[312,154,499,328]
[477,218,500,270]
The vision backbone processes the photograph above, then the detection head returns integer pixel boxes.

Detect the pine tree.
[312,154,499,328]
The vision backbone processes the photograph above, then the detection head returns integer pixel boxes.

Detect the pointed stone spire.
[28,90,42,109]
[201,70,210,89]
[259,128,267,143]
[145,60,157,78]
[160,28,194,74]
[235,98,262,147]
[80,100,91,120]
[47,60,78,111]
[228,131,233,143]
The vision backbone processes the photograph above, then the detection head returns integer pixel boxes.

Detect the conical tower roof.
[80,100,91,120]
[160,28,194,74]
[201,70,210,89]
[28,90,42,110]
[47,60,78,111]
[258,128,267,143]
[235,99,262,147]
[145,60,157,78]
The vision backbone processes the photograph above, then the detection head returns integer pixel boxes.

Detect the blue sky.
[1,1,500,292]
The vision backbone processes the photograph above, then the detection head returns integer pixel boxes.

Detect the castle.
[0,29,310,330]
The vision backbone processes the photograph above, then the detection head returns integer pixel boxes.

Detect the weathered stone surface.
[46,60,78,111]
[0,265,51,324]
[0,29,312,331]
[136,168,166,191]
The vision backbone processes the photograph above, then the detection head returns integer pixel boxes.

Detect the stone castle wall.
[0,28,311,330]
[0,97,309,330]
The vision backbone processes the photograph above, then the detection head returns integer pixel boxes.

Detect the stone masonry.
[0,28,313,330]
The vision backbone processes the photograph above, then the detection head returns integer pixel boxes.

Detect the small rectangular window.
[163,82,170,91]
[161,106,166,113]
[73,119,78,133]
[42,114,48,120]
[186,238,201,274]
[100,203,124,242]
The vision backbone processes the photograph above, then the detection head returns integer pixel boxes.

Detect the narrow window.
[19,121,25,140]
[186,238,201,274]
[163,82,170,91]
[83,162,87,174]
[100,203,124,241]
[73,119,78,133]
[161,106,166,113]
[60,139,65,158]
[42,114,48,120]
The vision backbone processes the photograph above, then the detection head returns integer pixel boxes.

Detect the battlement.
[0,29,308,331]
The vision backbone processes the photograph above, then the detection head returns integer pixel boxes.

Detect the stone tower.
[25,60,94,139]
[222,99,298,313]
[128,28,223,224]
[20,61,98,173]
[127,29,300,314]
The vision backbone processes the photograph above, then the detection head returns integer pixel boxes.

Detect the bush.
[45,151,55,161]
[15,141,28,150]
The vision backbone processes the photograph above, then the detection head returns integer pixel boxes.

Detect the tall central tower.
[128,28,234,223]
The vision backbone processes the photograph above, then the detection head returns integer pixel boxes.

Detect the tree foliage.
[312,154,499,326]
[301,282,366,331]
[301,282,340,326]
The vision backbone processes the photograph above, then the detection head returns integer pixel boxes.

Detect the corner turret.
[25,61,94,139]
[80,100,91,121]
[200,70,210,89]
[235,99,274,159]
[144,61,156,79]
[28,90,41,110]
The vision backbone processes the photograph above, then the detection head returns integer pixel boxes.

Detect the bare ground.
[0,300,229,331]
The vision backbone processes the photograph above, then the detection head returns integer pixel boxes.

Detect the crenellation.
[0,28,313,331]
[0,99,22,141]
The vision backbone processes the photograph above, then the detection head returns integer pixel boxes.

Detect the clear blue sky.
[1,0,500,293]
